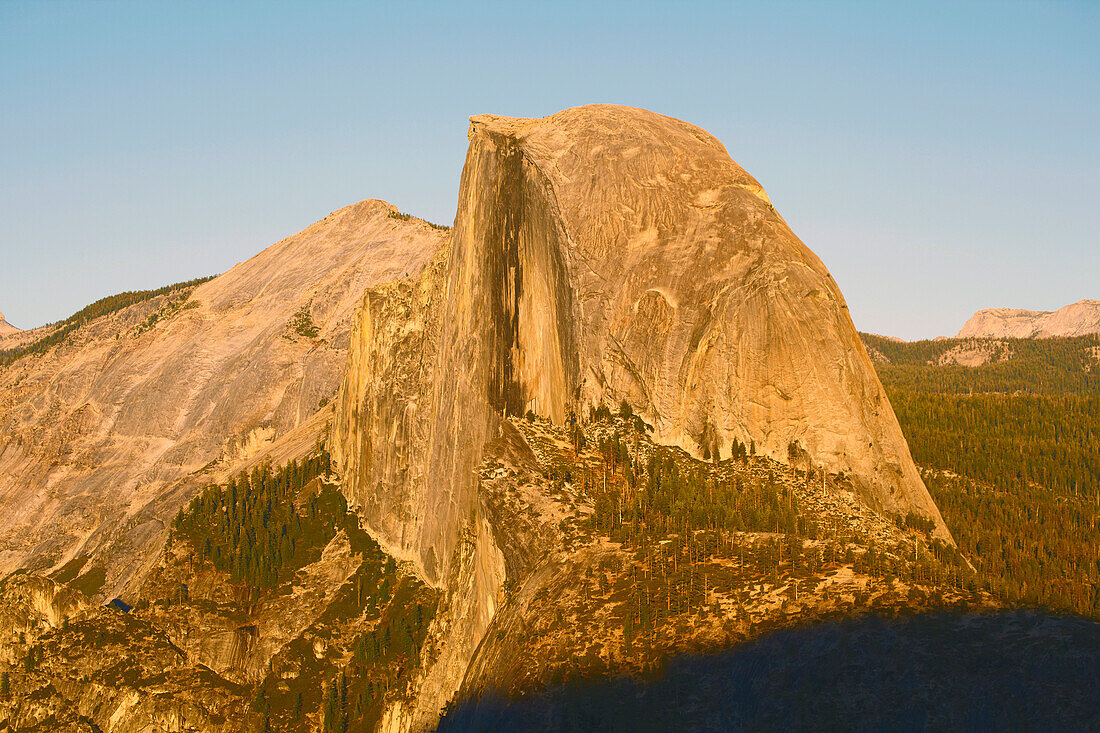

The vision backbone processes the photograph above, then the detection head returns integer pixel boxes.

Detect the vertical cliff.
[333,128,583,587]
[329,105,952,728]
[333,106,948,592]
[465,106,945,535]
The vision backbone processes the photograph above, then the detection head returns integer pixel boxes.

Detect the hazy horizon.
[2,1,1097,340]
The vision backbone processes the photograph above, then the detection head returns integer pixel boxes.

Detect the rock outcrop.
[333,105,948,591]
[0,200,446,599]
[0,573,258,732]
[956,299,1100,338]
[330,104,952,728]
[0,311,20,339]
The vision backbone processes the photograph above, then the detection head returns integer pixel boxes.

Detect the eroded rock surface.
[333,105,948,592]
[0,200,445,599]
[0,312,20,340]
[330,104,954,729]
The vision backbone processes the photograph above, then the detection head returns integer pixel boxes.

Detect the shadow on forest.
[437,611,1100,732]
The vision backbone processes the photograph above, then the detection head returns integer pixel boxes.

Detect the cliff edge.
[333,105,949,590]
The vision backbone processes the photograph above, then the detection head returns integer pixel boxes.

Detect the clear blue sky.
[2,1,1096,339]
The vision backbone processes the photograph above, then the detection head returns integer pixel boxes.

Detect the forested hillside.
[452,407,986,702]
[863,333,1100,617]
[167,453,437,731]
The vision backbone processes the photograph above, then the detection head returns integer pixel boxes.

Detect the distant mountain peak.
[956,299,1100,338]
[0,311,22,337]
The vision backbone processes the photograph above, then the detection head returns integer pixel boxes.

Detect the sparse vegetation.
[167,450,438,731]
[319,574,436,732]
[505,408,978,682]
[388,208,451,231]
[132,287,200,336]
[287,304,320,339]
[250,539,437,732]
[0,276,213,368]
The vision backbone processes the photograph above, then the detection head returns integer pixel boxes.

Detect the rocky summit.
[956,298,1100,338]
[334,106,946,590]
[1,107,993,732]
[331,105,953,727]
[0,312,21,339]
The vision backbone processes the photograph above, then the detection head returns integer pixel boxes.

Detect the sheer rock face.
[333,106,948,593]
[332,247,451,573]
[957,299,1100,339]
[0,200,445,598]
[474,105,947,536]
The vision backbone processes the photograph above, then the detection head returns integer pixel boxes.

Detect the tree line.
[1,275,213,368]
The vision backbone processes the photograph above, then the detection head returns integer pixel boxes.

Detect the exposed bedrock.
[956,298,1100,339]
[473,106,946,538]
[333,105,948,592]
[330,104,952,730]
[332,127,583,587]
[0,200,446,598]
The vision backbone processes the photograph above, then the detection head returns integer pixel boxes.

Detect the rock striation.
[957,299,1100,339]
[0,200,446,599]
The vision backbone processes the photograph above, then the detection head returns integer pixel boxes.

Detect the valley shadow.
[437,611,1100,732]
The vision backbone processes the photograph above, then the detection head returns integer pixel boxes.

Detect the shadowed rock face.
[333,105,948,594]
[0,200,445,598]
[957,298,1100,338]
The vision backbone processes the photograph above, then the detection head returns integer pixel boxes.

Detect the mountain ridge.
[0,106,988,732]
[0,198,446,601]
[957,298,1100,339]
